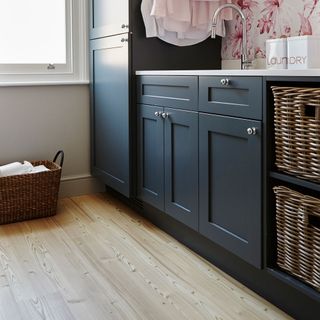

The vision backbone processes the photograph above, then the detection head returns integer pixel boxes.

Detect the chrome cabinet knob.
[220,78,230,86]
[121,38,128,42]
[121,24,129,29]
[247,127,257,135]
[155,111,161,117]
[161,112,169,119]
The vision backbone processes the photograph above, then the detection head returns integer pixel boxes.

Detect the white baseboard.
[59,174,105,198]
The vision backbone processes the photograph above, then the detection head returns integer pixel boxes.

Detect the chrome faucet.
[211,4,252,70]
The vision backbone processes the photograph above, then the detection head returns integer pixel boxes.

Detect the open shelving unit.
[264,77,320,301]
[269,171,320,193]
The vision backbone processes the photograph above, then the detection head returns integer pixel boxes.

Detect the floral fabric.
[222,0,320,60]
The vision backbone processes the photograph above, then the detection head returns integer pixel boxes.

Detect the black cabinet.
[199,113,262,267]
[90,36,130,197]
[138,104,199,231]
[89,0,129,39]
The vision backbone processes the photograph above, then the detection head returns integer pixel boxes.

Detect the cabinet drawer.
[199,76,262,120]
[137,76,198,111]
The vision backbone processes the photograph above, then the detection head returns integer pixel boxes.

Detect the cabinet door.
[199,113,261,267]
[90,35,130,197]
[89,0,129,39]
[137,104,164,211]
[164,108,199,231]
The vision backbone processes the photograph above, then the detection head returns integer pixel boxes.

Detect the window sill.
[0,80,89,87]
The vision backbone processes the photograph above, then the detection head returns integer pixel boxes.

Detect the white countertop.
[136,69,320,77]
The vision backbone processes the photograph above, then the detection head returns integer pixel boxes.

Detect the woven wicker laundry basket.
[0,151,64,224]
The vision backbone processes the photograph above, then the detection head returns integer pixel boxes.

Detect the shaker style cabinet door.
[199,113,262,267]
[89,0,129,39]
[136,76,199,230]
[164,108,199,231]
[137,104,165,211]
[90,35,130,197]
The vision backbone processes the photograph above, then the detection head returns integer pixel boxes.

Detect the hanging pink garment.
[192,0,233,30]
[190,0,233,38]
[141,0,233,46]
[151,0,192,34]
[151,0,191,22]
[151,0,233,38]
[141,0,209,46]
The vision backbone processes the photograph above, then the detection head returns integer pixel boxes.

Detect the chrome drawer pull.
[220,78,230,86]
[247,127,257,135]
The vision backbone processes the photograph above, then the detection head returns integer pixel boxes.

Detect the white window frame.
[0,0,88,85]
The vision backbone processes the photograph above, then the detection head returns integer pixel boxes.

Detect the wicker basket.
[0,151,64,224]
[272,86,320,182]
[274,186,320,291]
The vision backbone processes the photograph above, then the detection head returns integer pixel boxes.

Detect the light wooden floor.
[0,193,292,320]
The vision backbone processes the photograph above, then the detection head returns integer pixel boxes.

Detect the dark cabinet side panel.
[137,104,164,211]
[90,36,130,197]
[199,113,262,267]
[164,108,199,231]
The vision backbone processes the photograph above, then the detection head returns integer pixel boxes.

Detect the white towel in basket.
[0,161,49,177]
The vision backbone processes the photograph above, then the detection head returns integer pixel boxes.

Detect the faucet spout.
[211,23,217,39]
[211,4,251,70]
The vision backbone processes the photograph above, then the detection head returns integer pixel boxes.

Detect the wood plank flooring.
[0,192,291,320]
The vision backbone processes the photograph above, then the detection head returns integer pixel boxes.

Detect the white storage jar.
[266,38,287,70]
[287,35,320,69]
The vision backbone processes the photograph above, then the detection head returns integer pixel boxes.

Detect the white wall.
[0,84,103,197]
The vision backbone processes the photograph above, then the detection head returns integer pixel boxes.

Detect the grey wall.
[0,85,103,197]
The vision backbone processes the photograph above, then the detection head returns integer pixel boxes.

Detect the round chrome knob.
[161,112,169,119]
[155,111,160,117]
[121,38,128,43]
[121,24,129,29]
[247,127,257,135]
[220,78,230,86]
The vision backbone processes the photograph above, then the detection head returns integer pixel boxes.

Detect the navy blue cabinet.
[137,75,262,266]
[137,104,199,231]
[164,109,198,230]
[199,113,262,267]
[137,105,164,211]
[199,76,262,120]
[89,1,223,199]
[137,76,198,111]
[90,35,130,197]
[89,0,129,39]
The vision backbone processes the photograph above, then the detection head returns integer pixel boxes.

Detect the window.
[0,0,88,84]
